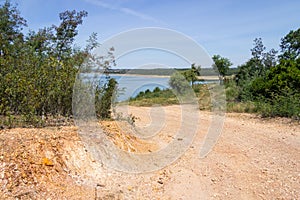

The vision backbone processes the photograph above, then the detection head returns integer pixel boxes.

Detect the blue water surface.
[79,74,218,102]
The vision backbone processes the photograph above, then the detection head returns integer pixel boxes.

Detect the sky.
[8,0,300,68]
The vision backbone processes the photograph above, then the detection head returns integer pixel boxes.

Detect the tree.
[0,1,27,57]
[153,87,161,93]
[182,63,201,87]
[84,32,99,53]
[235,59,258,86]
[236,38,278,88]
[250,38,277,71]
[262,48,278,69]
[169,71,190,95]
[212,55,232,83]
[251,38,266,62]
[54,10,88,60]
[280,28,300,60]
[264,58,300,96]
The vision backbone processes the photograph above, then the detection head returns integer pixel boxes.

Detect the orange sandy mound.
[99,120,158,153]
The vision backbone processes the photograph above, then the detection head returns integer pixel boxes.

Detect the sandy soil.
[0,105,299,199]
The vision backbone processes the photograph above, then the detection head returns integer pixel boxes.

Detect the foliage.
[232,30,300,118]
[129,87,178,106]
[250,58,300,99]
[212,55,232,83]
[236,38,277,89]
[255,91,300,118]
[129,84,213,110]
[0,1,116,127]
[224,79,240,102]
[168,71,191,95]
[0,1,27,58]
[235,38,278,100]
[280,28,300,60]
[95,78,118,119]
[181,63,201,87]
[168,63,201,97]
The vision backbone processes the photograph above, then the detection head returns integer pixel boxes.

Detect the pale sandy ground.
[0,105,299,199]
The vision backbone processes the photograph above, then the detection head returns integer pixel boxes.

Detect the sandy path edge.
[0,107,299,199]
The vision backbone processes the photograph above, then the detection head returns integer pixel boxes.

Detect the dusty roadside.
[0,106,299,199]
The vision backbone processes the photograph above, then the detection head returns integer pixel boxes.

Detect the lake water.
[111,75,169,101]
[110,75,218,101]
[80,74,218,102]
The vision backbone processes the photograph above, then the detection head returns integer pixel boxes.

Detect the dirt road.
[0,105,299,199]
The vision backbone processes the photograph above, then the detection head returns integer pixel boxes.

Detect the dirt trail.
[0,105,299,199]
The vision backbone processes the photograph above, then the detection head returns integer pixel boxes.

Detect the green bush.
[95,78,118,119]
[129,88,178,106]
[168,71,191,95]
[255,91,300,119]
[224,79,239,102]
[0,2,116,127]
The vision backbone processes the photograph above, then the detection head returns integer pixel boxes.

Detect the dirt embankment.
[0,105,299,199]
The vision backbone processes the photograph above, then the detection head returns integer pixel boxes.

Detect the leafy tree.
[153,87,161,93]
[234,30,300,118]
[250,38,277,71]
[0,1,117,126]
[280,28,300,60]
[262,48,278,69]
[236,38,277,88]
[212,55,232,83]
[0,1,26,57]
[54,10,88,59]
[251,38,266,62]
[262,58,300,97]
[182,63,201,87]
[169,71,190,95]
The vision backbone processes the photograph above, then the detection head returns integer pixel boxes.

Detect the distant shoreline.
[111,73,170,78]
[110,73,219,80]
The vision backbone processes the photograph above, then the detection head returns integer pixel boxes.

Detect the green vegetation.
[129,64,209,107]
[128,87,178,106]
[212,55,233,84]
[231,31,300,119]
[0,1,116,127]
[181,63,201,87]
[130,29,300,119]
[168,63,201,93]
[0,1,299,129]
[168,71,191,95]
[95,78,118,119]
[129,84,212,109]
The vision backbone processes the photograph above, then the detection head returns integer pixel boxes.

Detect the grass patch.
[226,102,257,113]
[128,85,213,109]
[254,93,300,119]
[128,88,179,106]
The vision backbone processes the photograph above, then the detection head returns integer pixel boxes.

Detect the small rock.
[127,186,133,191]
[211,178,217,183]
[96,183,105,187]
[42,158,54,166]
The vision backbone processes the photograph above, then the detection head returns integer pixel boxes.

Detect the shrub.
[95,78,118,119]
